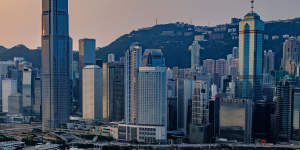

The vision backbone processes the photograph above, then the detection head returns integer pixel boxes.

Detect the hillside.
[1,17,300,69]
[0,45,41,68]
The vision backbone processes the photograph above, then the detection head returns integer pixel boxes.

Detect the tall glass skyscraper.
[137,67,167,127]
[238,10,264,100]
[124,42,142,124]
[41,0,72,130]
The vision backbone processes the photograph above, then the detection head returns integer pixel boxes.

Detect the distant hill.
[1,17,300,69]
[0,45,41,68]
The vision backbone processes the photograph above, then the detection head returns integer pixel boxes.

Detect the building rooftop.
[244,11,261,20]
[83,65,101,69]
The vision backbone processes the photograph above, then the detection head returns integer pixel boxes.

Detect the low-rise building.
[0,141,25,149]
[34,143,60,150]
[118,124,167,144]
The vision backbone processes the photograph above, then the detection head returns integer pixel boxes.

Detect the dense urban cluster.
[0,0,299,149]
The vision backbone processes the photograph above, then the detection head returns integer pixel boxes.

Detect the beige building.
[83,65,102,120]
[282,37,300,76]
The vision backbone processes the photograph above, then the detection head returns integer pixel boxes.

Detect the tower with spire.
[238,0,264,101]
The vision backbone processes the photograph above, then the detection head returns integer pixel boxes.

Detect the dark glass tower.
[41,0,72,130]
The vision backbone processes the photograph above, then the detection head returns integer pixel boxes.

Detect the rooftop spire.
[251,0,254,13]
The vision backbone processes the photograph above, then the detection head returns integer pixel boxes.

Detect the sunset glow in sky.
[1,0,300,50]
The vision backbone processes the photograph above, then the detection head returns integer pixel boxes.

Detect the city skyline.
[1,0,300,50]
[0,0,299,148]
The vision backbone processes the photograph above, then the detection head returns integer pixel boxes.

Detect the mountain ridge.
[1,17,300,69]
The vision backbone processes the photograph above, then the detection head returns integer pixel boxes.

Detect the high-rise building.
[189,41,202,70]
[208,94,221,143]
[220,98,246,142]
[102,62,125,122]
[274,79,295,142]
[232,47,239,59]
[22,67,32,113]
[226,54,233,76]
[0,61,15,112]
[203,59,215,75]
[124,42,142,124]
[2,79,17,113]
[293,88,300,140]
[216,59,226,76]
[167,78,177,131]
[176,79,192,134]
[79,39,96,67]
[231,59,239,80]
[189,80,209,143]
[191,80,209,126]
[79,38,96,114]
[142,49,165,67]
[252,100,274,141]
[33,77,41,116]
[82,65,102,120]
[137,66,167,127]
[282,37,300,76]
[238,8,264,100]
[102,63,109,121]
[108,53,115,63]
[263,50,275,74]
[0,61,15,76]
[8,93,22,114]
[41,0,72,130]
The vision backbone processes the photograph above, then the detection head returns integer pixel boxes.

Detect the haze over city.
[0,0,300,149]
[1,0,300,49]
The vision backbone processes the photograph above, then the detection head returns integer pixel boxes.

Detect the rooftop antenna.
[251,0,254,13]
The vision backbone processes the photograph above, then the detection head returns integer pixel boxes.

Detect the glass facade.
[41,0,72,130]
[137,67,167,127]
[238,12,264,100]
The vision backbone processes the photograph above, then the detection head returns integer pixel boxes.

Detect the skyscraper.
[191,80,209,126]
[79,39,96,114]
[189,80,209,143]
[208,94,221,143]
[8,93,22,114]
[41,0,72,130]
[22,67,32,113]
[176,78,192,135]
[137,66,167,127]
[216,59,226,76]
[203,59,215,75]
[293,88,300,140]
[2,79,17,113]
[124,42,142,124]
[189,41,201,70]
[33,77,42,117]
[102,62,125,122]
[263,50,275,74]
[232,47,239,59]
[238,7,264,100]
[275,79,295,142]
[226,54,233,76]
[231,59,239,80]
[282,37,300,76]
[82,65,102,120]
[142,49,165,67]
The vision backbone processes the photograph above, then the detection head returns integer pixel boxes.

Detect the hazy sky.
[1,0,300,50]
